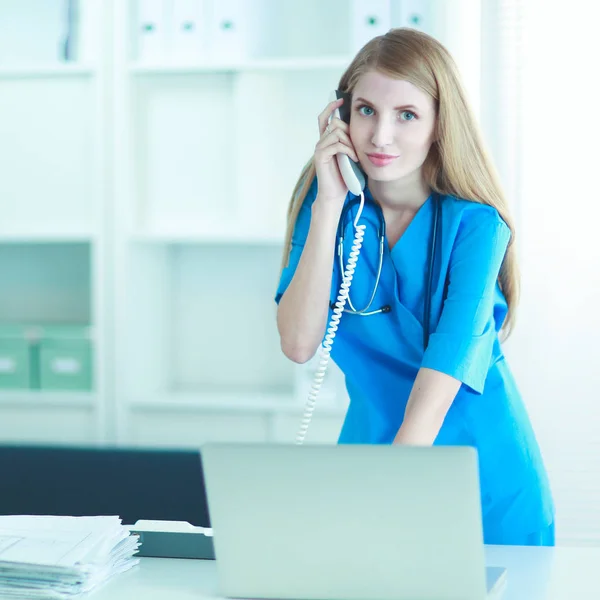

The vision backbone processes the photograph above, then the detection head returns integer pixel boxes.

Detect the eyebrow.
[354,97,420,111]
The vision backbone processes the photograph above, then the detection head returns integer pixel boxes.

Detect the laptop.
[201,443,507,600]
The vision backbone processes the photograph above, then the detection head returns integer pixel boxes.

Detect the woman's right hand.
[313,98,359,205]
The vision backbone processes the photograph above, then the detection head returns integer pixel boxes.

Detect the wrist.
[312,194,345,221]
[394,422,435,446]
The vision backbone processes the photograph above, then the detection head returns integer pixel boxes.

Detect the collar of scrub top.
[329,190,441,350]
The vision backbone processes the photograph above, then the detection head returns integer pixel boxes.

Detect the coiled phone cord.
[296,193,366,445]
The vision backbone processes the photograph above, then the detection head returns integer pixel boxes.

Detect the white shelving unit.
[0,0,482,449]
[110,0,374,448]
[0,0,108,446]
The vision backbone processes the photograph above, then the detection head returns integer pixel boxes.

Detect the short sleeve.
[421,208,511,394]
[274,176,318,304]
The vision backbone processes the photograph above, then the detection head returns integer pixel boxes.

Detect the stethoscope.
[330,192,441,349]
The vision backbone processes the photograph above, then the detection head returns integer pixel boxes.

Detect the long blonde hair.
[281,28,520,337]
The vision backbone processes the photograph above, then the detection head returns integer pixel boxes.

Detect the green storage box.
[0,337,31,389]
[0,324,40,389]
[0,323,93,391]
[38,325,93,391]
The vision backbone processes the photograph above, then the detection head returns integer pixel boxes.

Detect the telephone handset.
[328,90,366,195]
[295,90,367,445]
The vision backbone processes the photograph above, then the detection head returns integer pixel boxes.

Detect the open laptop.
[201,443,507,600]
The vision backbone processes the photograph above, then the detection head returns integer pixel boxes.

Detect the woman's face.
[349,70,437,183]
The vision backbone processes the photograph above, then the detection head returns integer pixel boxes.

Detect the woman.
[274,28,554,545]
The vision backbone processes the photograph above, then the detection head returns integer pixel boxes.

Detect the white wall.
[502,0,600,545]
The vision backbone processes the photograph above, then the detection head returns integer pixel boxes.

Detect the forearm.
[277,198,343,363]
[394,367,461,445]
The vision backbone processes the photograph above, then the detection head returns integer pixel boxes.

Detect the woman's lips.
[366,153,399,167]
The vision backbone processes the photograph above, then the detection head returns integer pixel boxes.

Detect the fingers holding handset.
[314,98,359,203]
[317,99,358,160]
[317,98,343,136]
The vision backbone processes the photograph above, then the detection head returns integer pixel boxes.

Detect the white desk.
[92,545,599,600]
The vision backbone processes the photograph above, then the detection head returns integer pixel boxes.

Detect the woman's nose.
[370,118,394,149]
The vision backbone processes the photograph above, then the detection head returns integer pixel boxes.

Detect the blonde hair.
[281,27,520,337]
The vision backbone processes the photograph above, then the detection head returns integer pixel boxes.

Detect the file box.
[38,325,92,391]
[0,325,31,389]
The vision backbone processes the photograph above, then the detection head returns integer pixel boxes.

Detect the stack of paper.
[0,515,140,598]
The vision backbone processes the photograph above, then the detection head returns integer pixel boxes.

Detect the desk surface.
[93,545,599,600]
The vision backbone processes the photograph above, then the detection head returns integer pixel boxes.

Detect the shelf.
[0,64,95,79]
[129,56,352,75]
[0,230,95,244]
[130,227,284,245]
[0,391,96,408]
[129,391,346,416]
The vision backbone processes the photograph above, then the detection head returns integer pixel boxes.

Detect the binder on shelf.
[170,0,207,62]
[62,0,78,62]
[390,0,435,34]
[70,0,103,64]
[350,0,392,53]
[207,0,248,62]
[135,0,168,63]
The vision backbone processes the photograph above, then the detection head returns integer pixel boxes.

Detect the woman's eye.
[358,105,374,116]
[400,110,416,121]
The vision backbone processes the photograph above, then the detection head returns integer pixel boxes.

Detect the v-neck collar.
[363,186,434,255]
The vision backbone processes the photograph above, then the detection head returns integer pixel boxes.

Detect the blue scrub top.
[275,177,555,545]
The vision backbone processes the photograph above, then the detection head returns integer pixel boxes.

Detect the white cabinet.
[0,0,107,445]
